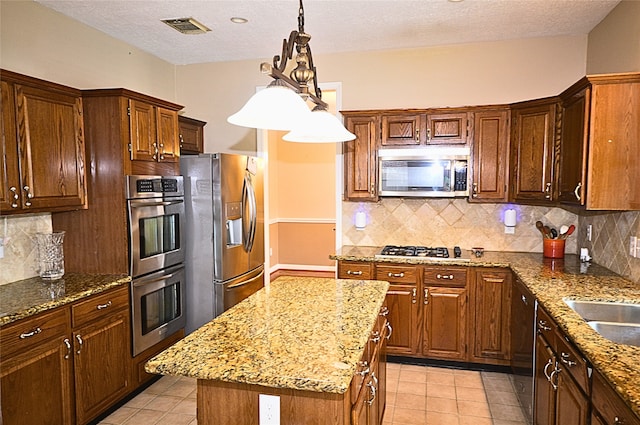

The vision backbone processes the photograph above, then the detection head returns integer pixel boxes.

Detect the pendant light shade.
[227,79,311,131]
[283,106,356,143]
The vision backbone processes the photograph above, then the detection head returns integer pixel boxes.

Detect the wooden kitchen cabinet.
[0,308,74,425]
[380,110,470,146]
[338,260,374,280]
[425,111,470,145]
[128,98,180,165]
[178,115,206,154]
[375,264,420,356]
[591,369,640,425]
[558,73,640,210]
[510,97,559,203]
[343,113,379,201]
[0,70,87,214]
[422,267,468,361]
[470,109,510,202]
[470,268,511,365]
[381,112,424,146]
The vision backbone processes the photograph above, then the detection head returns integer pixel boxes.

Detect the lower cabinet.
[0,285,132,425]
[591,369,640,425]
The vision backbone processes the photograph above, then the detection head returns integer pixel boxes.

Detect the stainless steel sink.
[587,321,640,347]
[563,299,640,324]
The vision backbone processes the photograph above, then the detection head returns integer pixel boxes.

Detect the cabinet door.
[129,99,158,162]
[1,80,20,211]
[511,101,557,203]
[422,287,467,360]
[471,269,511,364]
[0,337,74,425]
[381,113,424,146]
[471,110,510,202]
[555,371,589,425]
[343,114,379,201]
[534,335,556,425]
[156,106,180,163]
[178,115,206,154]
[13,83,87,212]
[426,112,469,145]
[73,309,131,424]
[558,88,590,205]
[384,284,420,355]
[337,260,373,280]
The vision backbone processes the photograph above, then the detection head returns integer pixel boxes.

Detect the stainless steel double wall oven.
[126,175,186,356]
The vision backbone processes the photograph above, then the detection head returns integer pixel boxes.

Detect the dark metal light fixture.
[227,0,355,143]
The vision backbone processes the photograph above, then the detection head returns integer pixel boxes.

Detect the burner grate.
[379,245,449,258]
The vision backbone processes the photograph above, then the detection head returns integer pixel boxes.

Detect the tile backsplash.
[0,214,52,285]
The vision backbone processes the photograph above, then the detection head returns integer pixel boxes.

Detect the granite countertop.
[332,246,640,419]
[0,273,131,326]
[145,276,389,394]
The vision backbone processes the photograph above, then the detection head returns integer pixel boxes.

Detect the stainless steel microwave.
[378,147,470,197]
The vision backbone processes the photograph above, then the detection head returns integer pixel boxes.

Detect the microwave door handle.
[129,199,184,208]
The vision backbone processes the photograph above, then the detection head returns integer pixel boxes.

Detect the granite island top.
[0,273,131,326]
[145,276,389,394]
[332,246,640,419]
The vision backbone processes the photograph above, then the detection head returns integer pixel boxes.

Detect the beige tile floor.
[98,363,528,425]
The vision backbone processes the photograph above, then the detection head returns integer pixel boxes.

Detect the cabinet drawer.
[555,331,590,395]
[536,306,557,347]
[592,369,640,425]
[337,261,373,279]
[375,265,418,284]
[0,307,70,358]
[423,267,467,287]
[72,286,129,328]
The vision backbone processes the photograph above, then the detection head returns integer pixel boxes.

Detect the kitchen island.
[145,276,390,425]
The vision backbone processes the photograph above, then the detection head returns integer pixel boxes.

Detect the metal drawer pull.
[19,327,42,339]
[549,368,559,390]
[346,270,363,276]
[366,372,377,405]
[75,334,83,355]
[96,300,112,310]
[370,330,381,343]
[614,417,624,425]
[412,288,417,303]
[424,288,429,305]
[521,294,528,305]
[379,306,389,317]
[543,358,554,380]
[436,274,454,279]
[538,320,551,331]
[560,352,576,367]
[357,361,370,376]
[388,272,404,278]
[385,322,393,339]
[64,338,71,359]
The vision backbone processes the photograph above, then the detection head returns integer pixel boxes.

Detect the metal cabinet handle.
[179,134,184,148]
[370,330,381,343]
[379,306,389,317]
[560,352,576,367]
[96,300,112,310]
[412,288,417,304]
[544,182,552,200]
[426,128,432,143]
[64,338,71,359]
[366,372,377,405]
[537,320,551,331]
[614,417,624,425]
[424,288,429,305]
[436,274,454,280]
[357,361,370,376]
[346,270,363,276]
[385,322,393,340]
[9,187,19,208]
[543,358,554,380]
[23,186,33,206]
[415,128,420,142]
[75,334,83,355]
[472,183,478,198]
[370,183,375,196]
[549,368,559,390]
[574,182,582,201]
[521,294,528,305]
[19,327,42,339]
[388,272,404,278]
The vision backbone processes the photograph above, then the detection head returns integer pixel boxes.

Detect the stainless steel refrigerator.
[181,153,265,333]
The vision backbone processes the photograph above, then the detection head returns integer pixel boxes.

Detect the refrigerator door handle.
[242,173,258,253]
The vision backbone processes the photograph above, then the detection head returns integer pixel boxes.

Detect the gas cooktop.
[375,245,469,261]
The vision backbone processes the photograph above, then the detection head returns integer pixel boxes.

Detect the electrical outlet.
[586,225,593,242]
[630,236,638,257]
[259,394,280,425]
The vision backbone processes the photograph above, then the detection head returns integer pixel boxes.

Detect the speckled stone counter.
[146,276,389,394]
[332,246,640,419]
[0,273,131,326]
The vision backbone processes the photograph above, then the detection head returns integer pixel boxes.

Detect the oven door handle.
[129,199,184,208]
[133,271,179,287]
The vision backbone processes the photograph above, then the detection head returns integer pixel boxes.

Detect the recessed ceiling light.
[162,17,211,34]
[230,17,248,24]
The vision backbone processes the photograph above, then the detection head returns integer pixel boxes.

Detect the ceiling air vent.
[162,17,211,35]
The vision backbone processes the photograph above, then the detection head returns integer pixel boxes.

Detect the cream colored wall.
[587,0,640,74]
[0,1,177,100]
[177,36,588,154]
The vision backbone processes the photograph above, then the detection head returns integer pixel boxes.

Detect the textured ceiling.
[36,0,620,66]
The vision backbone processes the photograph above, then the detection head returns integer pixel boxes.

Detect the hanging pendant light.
[227,0,353,142]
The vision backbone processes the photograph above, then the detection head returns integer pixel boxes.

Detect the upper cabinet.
[470,109,510,202]
[178,115,206,155]
[558,74,640,210]
[510,98,559,204]
[380,110,470,146]
[343,112,379,202]
[1,70,87,215]
[128,99,180,164]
